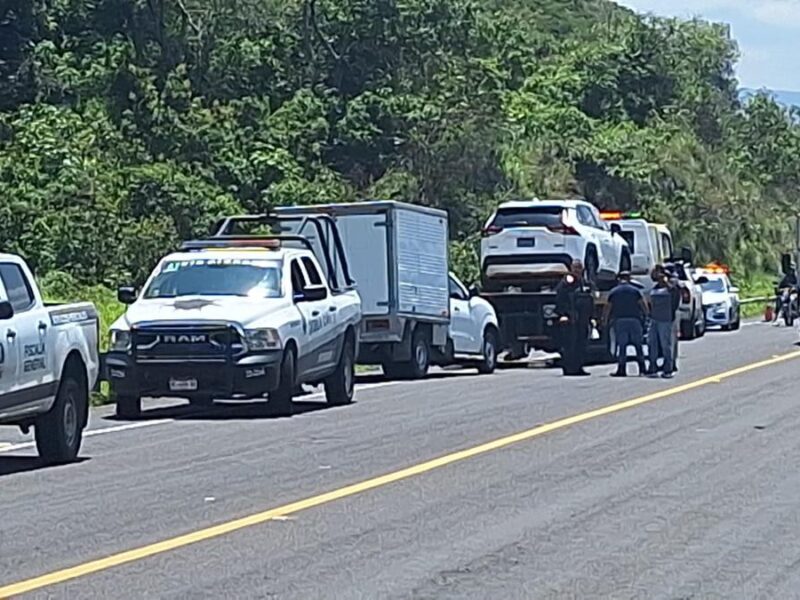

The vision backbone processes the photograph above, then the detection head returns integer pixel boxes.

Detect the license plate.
[517,238,536,248]
[169,378,198,392]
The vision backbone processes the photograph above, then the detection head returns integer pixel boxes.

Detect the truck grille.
[132,323,244,363]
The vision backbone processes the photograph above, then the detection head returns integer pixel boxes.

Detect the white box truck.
[277,201,450,379]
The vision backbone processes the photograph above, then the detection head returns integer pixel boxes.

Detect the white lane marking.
[0,419,174,454]
[0,379,409,454]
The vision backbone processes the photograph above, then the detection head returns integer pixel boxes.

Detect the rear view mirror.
[295,285,328,302]
[117,287,138,305]
[730,286,740,294]
[0,301,13,321]
[695,276,709,285]
[610,223,622,236]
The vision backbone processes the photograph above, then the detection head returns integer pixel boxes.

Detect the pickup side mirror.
[730,286,740,294]
[468,284,481,298]
[0,300,14,321]
[117,286,138,305]
[610,223,622,236]
[295,285,328,303]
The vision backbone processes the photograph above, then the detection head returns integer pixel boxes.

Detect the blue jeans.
[648,320,674,374]
[614,318,646,374]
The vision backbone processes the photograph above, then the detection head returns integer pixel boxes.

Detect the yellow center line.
[3,349,799,598]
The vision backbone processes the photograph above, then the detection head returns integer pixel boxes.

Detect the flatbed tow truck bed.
[480,288,612,360]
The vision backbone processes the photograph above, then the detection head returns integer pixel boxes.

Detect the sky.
[615,0,800,91]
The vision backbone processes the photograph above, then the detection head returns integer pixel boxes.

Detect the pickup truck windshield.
[144,258,282,299]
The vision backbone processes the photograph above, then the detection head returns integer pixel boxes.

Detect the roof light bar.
[599,211,643,220]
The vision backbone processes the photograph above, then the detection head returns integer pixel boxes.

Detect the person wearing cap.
[604,270,648,377]
[648,267,677,378]
[554,259,594,376]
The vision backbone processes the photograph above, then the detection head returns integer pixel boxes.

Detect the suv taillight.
[547,223,579,235]
[482,225,503,237]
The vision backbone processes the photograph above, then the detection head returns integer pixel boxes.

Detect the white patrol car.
[107,222,362,418]
[0,254,100,463]
[694,264,741,331]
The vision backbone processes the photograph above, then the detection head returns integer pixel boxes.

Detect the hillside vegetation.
[2,0,800,329]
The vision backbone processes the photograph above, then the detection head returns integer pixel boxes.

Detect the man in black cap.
[604,270,648,377]
[554,259,595,376]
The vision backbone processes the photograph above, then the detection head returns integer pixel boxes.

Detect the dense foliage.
[2,0,800,296]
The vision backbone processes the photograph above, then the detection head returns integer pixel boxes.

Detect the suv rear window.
[490,206,564,229]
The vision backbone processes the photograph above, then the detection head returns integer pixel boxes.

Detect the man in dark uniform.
[555,259,595,376]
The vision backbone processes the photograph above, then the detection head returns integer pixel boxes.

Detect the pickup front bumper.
[105,352,282,400]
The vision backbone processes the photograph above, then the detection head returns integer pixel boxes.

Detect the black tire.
[695,315,706,338]
[584,248,599,285]
[35,374,86,464]
[731,312,741,330]
[325,334,356,405]
[114,393,141,420]
[680,315,696,340]
[270,347,296,416]
[391,328,431,379]
[477,328,498,374]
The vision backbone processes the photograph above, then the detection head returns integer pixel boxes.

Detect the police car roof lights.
[599,210,643,220]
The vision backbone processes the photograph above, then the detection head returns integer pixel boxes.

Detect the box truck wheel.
[387,328,431,379]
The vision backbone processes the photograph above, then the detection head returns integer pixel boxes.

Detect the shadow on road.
[0,456,90,477]
[106,397,342,423]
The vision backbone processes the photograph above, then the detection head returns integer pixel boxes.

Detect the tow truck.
[107,213,362,417]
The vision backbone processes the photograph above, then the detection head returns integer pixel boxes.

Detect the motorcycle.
[776,286,800,326]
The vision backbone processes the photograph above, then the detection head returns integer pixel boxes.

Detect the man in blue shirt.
[604,271,648,377]
[648,268,677,378]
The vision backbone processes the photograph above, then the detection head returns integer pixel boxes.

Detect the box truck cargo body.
[277,201,450,377]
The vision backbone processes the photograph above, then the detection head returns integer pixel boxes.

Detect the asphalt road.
[2,321,800,599]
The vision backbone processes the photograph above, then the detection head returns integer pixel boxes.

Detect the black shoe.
[610,371,627,378]
[566,370,590,377]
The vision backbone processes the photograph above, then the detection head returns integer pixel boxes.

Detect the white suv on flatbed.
[107,215,362,418]
[0,254,100,463]
[481,200,631,290]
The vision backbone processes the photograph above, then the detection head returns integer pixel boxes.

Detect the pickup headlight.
[110,330,131,352]
[245,328,282,351]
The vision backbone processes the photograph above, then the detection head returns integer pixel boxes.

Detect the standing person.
[555,259,594,377]
[648,268,676,378]
[603,271,648,377]
[663,263,682,372]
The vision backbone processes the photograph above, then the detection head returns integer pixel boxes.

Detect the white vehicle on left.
[0,254,100,463]
[107,213,362,418]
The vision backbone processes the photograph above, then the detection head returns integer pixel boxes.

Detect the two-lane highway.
[2,322,800,598]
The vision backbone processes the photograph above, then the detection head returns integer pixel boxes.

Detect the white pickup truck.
[0,254,100,463]
[107,213,362,418]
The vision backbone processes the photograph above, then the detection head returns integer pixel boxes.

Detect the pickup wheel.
[325,335,355,405]
[477,328,498,375]
[114,394,141,420]
[270,347,296,417]
[35,375,85,464]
